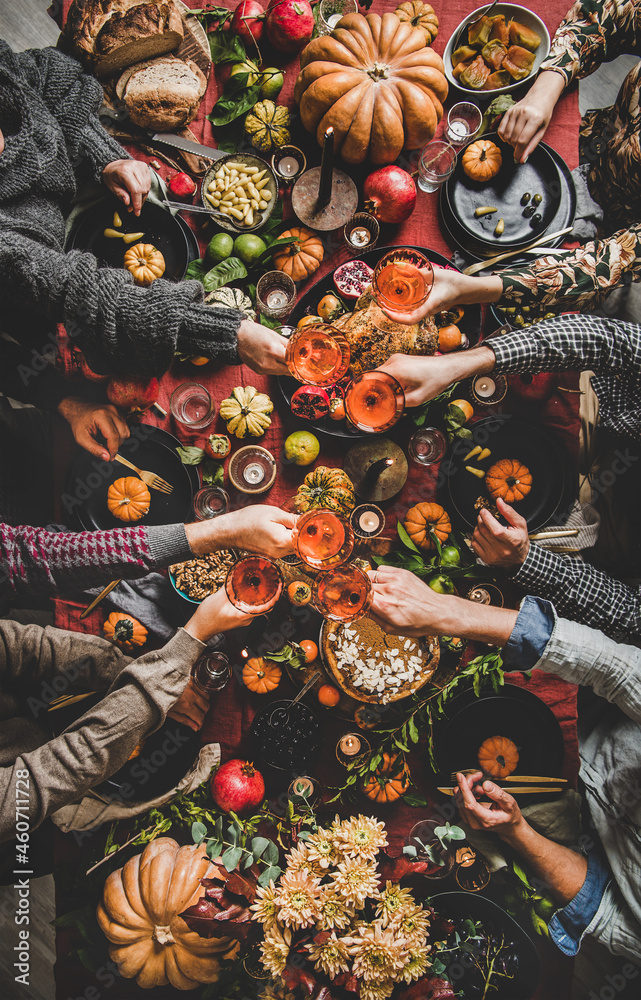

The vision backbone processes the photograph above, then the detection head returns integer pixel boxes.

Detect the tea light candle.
[473,376,496,399]
[339,734,362,757]
[278,156,299,177]
[243,462,266,486]
[266,288,290,310]
[350,226,371,248]
[351,503,385,539]
[360,509,380,533]
[468,587,491,605]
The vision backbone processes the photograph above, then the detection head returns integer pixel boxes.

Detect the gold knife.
[438,786,565,796]
[80,579,120,620]
[463,226,574,276]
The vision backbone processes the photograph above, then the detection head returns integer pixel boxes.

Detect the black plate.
[428,892,541,1000]
[443,134,562,252]
[65,424,198,531]
[280,245,482,439]
[441,414,575,533]
[69,199,193,281]
[434,683,564,790]
[440,144,576,264]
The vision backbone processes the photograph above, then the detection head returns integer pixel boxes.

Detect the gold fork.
[450,768,567,784]
[114,454,173,494]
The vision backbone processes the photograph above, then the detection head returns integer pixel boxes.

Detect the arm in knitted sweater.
[0,522,193,601]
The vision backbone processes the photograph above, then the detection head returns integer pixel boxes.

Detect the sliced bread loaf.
[117,55,207,131]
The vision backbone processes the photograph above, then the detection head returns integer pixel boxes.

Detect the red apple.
[231,0,265,47]
[106,377,159,412]
[210,759,265,814]
[265,0,314,53]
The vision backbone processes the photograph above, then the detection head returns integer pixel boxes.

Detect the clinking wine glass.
[312,563,372,623]
[292,508,354,570]
[285,324,351,386]
[372,249,433,318]
[344,370,405,433]
[225,556,283,615]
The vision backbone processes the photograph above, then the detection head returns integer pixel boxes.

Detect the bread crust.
[119,55,207,130]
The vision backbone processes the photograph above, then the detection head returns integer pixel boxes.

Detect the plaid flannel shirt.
[489,315,641,643]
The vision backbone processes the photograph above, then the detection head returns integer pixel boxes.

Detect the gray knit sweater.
[0,41,242,377]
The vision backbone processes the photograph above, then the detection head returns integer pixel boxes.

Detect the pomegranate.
[265,0,314,53]
[231,0,265,47]
[168,172,196,198]
[76,350,109,383]
[333,260,374,300]
[509,372,557,403]
[291,385,330,421]
[363,166,417,224]
[210,759,265,814]
[106,377,159,413]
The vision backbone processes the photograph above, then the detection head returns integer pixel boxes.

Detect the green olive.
[533,193,543,205]
[494,218,505,236]
[520,193,531,205]
[523,205,535,217]
[515,314,525,326]
[504,306,516,314]
[532,213,543,225]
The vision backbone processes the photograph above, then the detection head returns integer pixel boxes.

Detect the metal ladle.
[269,671,322,727]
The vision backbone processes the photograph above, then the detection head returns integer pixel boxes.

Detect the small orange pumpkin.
[242,657,282,694]
[362,753,411,804]
[103,612,148,651]
[273,227,324,282]
[107,477,151,522]
[123,244,166,286]
[462,140,502,182]
[395,1,439,44]
[404,502,451,551]
[486,459,533,503]
[478,735,519,778]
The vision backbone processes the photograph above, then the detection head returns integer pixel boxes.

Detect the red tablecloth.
[52,2,582,998]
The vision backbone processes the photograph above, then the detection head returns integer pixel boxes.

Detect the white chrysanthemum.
[274,870,321,929]
[329,857,379,908]
[250,880,279,930]
[316,888,356,931]
[396,904,431,946]
[333,815,388,861]
[359,981,395,1000]
[398,946,432,984]
[306,826,343,869]
[375,881,416,927]
[284,841,320,878]
[345,920,407,984]
[306,931,351,979]
[260,924,291,977]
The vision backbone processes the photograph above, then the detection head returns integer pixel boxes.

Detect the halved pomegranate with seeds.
[290,385,330,421]
[333,260,374,300]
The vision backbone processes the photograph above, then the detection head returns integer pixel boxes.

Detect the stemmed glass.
[312,563,372,622]
[225,556,283,615]
[372,249,433,316]
[344,371,405,433]
[285,324,351,386]
[292,508,354,569]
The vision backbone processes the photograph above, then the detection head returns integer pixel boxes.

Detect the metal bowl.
[200,152,278,234]
[443,4,550,99]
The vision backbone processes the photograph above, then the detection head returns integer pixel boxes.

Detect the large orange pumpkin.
[294,11,448,165]
[478,735,519,778]
[107,477,151,522]
[97,839,233,990]
[486,459,533,503]
[404,502,451,551]
[462,140,503,182]
[273,227,324,282]
[362,752,411,803]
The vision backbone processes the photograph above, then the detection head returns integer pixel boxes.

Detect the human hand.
[380,267,469,324]
[472,498,530,569]
[376,353,462,407]
[213,505,297,559]
[102,159,151,216]
[168,677,210,731]
[237,320,288,375]
[369,565,457,637]
[57,397,130,461]
[497,71,565,163]
[185,586,253,643]
[454,771,524,838]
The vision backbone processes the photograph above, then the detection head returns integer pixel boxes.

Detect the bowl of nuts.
[201,153,278,234]
[169,550,238,604]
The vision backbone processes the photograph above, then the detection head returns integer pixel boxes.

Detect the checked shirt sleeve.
[511,543,641,644]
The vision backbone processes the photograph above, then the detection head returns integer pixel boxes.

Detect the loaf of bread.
[65,0,184,79]
[116,55,207,130]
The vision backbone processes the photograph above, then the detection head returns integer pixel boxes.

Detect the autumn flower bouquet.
[251,815,433,1000]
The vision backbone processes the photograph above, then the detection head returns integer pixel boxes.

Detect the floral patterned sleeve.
[540,0,641,84]
[498,223,641,311]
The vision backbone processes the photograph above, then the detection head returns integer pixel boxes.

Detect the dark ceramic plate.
[279,244,482,439]
[443,133,562,251]
[65,424,198,531]
[434,682,565,792]
[441,414,575,533]
[69,199,194,281]
[428,892,541,999]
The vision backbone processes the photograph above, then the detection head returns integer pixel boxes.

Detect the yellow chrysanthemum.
[345,920,407,984]
[316,888,356,931]
[306,826,342,869]
[375,882,416,927]
[333,815,388,861]
[260,924,292,977]
[397,904,431,945]
[398,946,432,984]
[306,931,351,979]
[359,982,395,1000]
[274,870,321,929]
[284,842,321,877]
[250,880,279,930]
[329,857,379,908]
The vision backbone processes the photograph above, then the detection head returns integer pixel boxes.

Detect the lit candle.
[265,288,289,310]
[338,734,362,757]
[359,509,381,533]
[474,376,496,399]
[243,462,265,485]
[350,226,371,248]
[278,156,299,177]
[468,587,491,605]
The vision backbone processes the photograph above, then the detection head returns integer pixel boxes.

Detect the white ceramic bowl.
[443,4,551,99]
[201,151,278,234]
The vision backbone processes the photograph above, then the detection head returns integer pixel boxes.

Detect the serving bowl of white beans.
[201,152,278,233]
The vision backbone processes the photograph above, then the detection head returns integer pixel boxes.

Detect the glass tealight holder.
[467,583,504,607]
[192,486,229,520]
[336,732,371,766]
[191,650,231,693]
[170,382,214,429]
[445,102,483,147]
[343,212,380,254]
[408,427,447,466]
[256,271,296,320]
[318,0,358,34]
[470,373,508,406]
[351,503,385,539]
[228,445,277,495]
[272,145,306,184]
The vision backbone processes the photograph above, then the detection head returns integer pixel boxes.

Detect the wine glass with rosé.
[285,324,351,386]
[225,556,283,615]
[292,508,354,570]
[312,563,372,623]
[372,248,433,318]
[344,370,405,433]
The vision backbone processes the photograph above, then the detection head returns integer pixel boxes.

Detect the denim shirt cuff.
[503,596,556,670]
[548,851,611,957]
